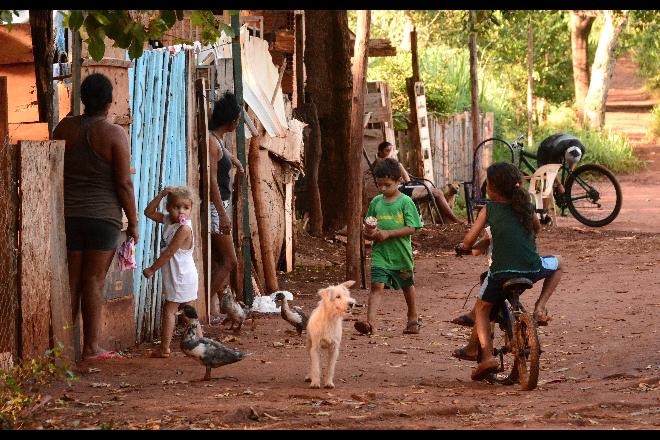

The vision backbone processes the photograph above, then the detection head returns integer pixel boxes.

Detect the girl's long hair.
[486,162,535,235]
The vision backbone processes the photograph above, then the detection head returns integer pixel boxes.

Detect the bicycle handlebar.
[455,243,473,257]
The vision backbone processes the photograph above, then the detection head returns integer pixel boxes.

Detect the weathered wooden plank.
[186,50,206,319]
[196,77,212,322]
[284,179,293,273]
[47,141,74,362]
[0,139,18,362]
[18,141,54,359]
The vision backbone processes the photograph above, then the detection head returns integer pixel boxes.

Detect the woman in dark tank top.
[207,92,247,322]
[53,73,138,361]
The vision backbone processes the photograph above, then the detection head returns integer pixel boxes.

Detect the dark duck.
[274,291,308,336]
[178,305,248,380]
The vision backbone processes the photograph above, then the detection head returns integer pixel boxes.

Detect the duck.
[274,291,308,336]
[178,305,248,380]
[220,288,252,333]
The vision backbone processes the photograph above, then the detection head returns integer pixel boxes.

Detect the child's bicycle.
[465,134,622,227]
[456,245,541,391]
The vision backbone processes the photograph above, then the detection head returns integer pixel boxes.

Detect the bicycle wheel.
[513,313,540,391]
[565,163,622,227]
[488,301,519,386]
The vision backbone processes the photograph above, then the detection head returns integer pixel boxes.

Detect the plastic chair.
[527,164,561,225]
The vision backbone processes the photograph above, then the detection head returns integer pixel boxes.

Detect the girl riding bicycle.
[455,162,563,381]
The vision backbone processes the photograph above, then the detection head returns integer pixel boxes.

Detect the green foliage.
[57,10,238,61]
[0,9,19,30]
[620,10,660,93]
[650,105,660,141]
[0,345,76,429]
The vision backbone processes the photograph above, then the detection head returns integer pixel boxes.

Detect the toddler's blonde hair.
[166,185,196,207]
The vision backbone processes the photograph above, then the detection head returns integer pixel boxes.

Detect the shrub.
[650,105,660,142]
[0,345,76,429]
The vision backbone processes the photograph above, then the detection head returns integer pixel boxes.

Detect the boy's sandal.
[450,314,475,327]
[354,321,373,335]
[403,319,423,334]
[452,346,478,362]
[533,312,552,327]
[471,358,499,381]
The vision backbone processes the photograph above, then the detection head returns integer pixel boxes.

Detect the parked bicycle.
[465,134,622,227]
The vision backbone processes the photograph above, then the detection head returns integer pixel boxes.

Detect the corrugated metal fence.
[129,48,188,342]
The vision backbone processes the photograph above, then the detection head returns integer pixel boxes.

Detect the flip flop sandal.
[149,350,171,358]
[471,358,499,381]
[354,321,373,335]
[403,319,422,334]
[85,351,124,361]
[452,347,478,362]
[450,314,475,327]
[533,310,552,326]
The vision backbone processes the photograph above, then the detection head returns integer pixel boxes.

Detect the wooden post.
[0,77,19,366]
[231,13,254,305]
[527,15,534,148]
[406,26,424,178]
[347,10,370,284]
[294,12,305,109]
[186,49,207,318]
[195,78,211,323]
[71,30,82,116]
[469,11,481,199]
[29,10,55,136]
[248,135,279,293]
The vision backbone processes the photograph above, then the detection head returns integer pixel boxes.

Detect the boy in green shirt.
[355,158,423,335]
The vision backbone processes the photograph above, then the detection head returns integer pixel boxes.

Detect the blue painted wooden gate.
[129,48,189,342]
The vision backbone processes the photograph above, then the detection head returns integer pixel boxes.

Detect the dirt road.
[22,226,660,430]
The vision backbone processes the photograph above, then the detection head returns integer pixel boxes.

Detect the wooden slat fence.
[396,111,494,189]
[130,48,189,343]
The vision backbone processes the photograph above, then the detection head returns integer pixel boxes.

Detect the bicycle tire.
[488,302,519,386]
[514,313,540,391]
[565,163,622,227]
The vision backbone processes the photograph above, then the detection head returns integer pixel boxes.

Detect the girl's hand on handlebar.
[455,243,472,257]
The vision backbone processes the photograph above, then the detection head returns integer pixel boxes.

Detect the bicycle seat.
[502,278,534,294]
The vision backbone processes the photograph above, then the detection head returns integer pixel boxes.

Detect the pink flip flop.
[85,351,124,361]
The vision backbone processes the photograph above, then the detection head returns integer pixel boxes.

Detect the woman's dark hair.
[80,73,113,116]
[373,157,401,181]
[209,92,241,130]
[377,141,393,154]
[486,162,534,235]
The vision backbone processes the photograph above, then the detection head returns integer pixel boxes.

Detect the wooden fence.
[396,111,494,189]
[0,140,74,367]
[130,48,195,343]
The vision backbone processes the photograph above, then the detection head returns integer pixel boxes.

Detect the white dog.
[305,280,357,389]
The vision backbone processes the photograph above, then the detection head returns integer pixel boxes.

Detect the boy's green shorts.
[371,267,415,290]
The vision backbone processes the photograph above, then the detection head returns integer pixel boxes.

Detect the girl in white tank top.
[143,186,200,357]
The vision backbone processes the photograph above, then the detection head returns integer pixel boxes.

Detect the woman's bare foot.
[149,348,171,358]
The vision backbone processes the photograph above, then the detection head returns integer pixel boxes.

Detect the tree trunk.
[29,11,54,135]
[293,97,323,237]
[406,26,424,178]
[304,10,352,234]
[584,10,628,131]
[527,15,534,148]
[570,11,596,123]
[346,10,370,284]
[469,11,481,200]
[248,140,279,293]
